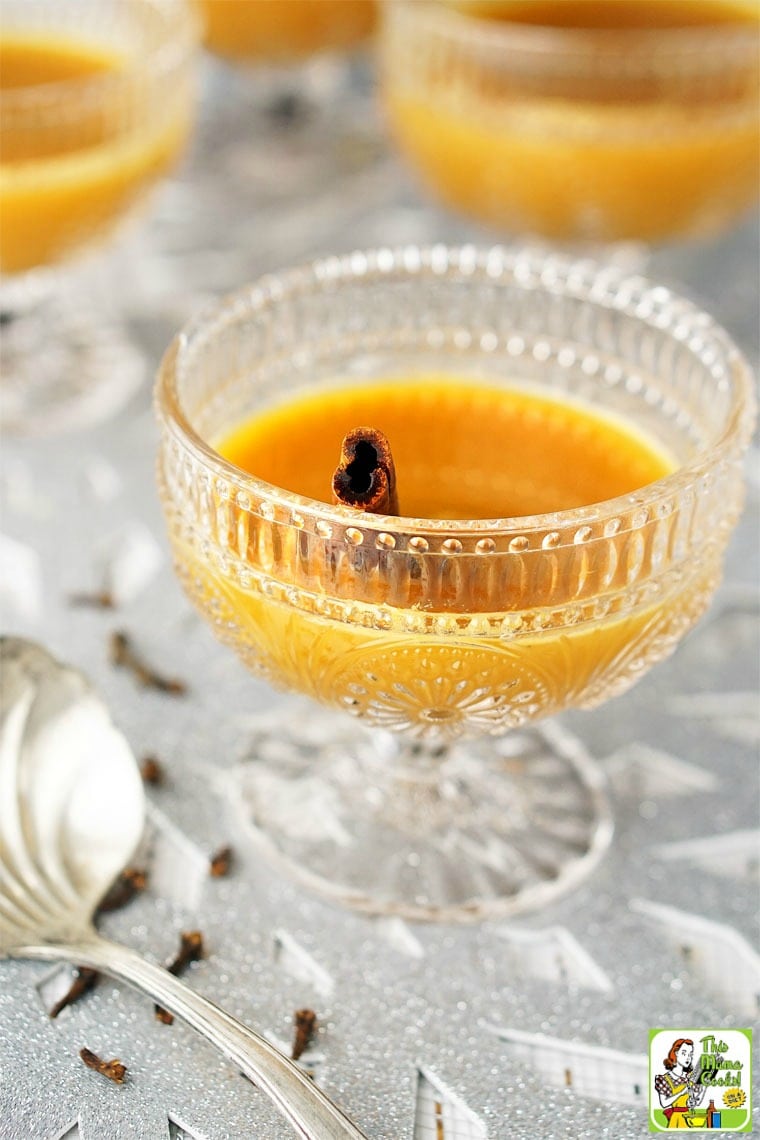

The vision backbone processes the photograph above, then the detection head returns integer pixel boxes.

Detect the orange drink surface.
[382,0,760,244]
[456,0,759,29]
[220,377,672,518]
[201,0,375,62]
[0,35,192,274]
[171,375,720,733]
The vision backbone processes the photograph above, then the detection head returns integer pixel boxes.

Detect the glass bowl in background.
[0,0,199,434]
[155,246,755,922]
[202,0,376,65]
[379,1,759,250]
[185,1,382,273]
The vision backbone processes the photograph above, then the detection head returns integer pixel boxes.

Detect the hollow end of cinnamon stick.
[332,427,399,515]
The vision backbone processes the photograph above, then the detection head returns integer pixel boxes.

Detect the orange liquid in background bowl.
[165,376,719,734]
[0,35,191,275]
[201,0,376,63]
[382,0,760,244]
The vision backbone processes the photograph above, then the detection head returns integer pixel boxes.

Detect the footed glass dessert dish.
[379,0,759,248]
[155,247,755,921]
[0,0,198,434]
[192,0,379,242]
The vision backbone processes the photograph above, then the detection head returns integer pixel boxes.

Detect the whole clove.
[109,630,187,695]
[140,755,165,786]
[68,589,115,610]
[49,967,99,1019]
[96,868,147,915]
[167,930,204,976]
[56,869,146,1016]
[79,1047,127,1084]
[209,845,233,878]
[291,1008,317,1061]
[155,930,205,1025]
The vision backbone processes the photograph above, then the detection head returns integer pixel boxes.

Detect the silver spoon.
[0,637,367,1140]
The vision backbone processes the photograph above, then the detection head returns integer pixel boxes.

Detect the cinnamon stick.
[332,427,399,515]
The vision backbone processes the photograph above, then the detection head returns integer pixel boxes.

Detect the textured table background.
[1,59,758,1140]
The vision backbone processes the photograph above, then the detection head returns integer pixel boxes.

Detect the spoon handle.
[18,936,367,1140]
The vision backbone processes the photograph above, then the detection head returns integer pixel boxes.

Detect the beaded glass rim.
[156,245,757,540]
[381,0,760,69]
[0,0,200,115]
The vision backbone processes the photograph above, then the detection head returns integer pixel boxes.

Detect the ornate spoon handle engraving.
[13,937,367,1140]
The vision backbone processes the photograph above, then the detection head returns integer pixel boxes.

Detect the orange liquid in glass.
[183,377,717,727]
[220,377,672,518]
[461,0,757,29]
[201,0,375,62]
[384,0,759,243]
[0,35,191,274]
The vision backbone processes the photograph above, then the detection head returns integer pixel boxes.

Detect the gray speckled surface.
[0,59,758,1140]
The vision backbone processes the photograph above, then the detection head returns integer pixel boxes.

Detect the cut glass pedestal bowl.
[0,0,198,435]
[155,247,754,922]
[379,0,760,248]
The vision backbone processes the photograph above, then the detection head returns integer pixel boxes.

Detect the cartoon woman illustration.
[654,1039,705,1128]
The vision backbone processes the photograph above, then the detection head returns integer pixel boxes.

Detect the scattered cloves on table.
[79,1047,127,1084]
[96,868,148,915]
[291,1008,317,1061]
[49,967,99,1019]
[168,931,205,976]
[155,930,205,1025]
[140,754,165,786]
[68,589,115,610]
[209,845,233,878]
[109,630,187,695]
[63,870,146,1016]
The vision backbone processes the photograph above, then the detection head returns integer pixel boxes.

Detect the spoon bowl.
[0,637,144,948]
[0,637,366,1140]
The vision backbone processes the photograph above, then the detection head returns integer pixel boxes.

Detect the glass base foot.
[228,704,613,923]
[0,294,144,437]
